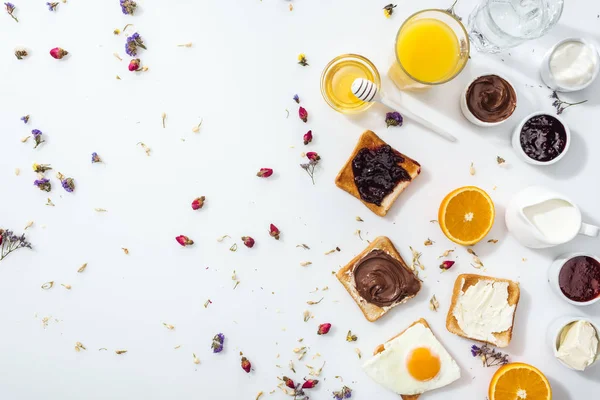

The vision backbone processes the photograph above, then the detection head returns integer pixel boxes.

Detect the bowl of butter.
[548,316,600,371]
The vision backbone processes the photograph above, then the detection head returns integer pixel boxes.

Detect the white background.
[1,0,599,399]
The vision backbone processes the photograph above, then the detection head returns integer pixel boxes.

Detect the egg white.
[362,323,461,395]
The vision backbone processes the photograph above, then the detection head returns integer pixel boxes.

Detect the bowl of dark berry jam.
[512,112,570,165]
[549,253,600,306]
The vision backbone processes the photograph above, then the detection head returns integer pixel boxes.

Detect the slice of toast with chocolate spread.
[335,130,421,217]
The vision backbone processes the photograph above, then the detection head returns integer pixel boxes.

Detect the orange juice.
[396,18,461,83]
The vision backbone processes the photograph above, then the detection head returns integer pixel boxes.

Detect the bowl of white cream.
[547,316,600,371]
[540,38,600,92]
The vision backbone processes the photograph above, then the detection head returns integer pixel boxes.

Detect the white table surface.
[1,1,599,399]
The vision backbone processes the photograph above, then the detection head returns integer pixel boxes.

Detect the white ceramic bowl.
[511,111,571,165]
[547,315,600,371]
[460,74,517,127]
[540,38,600,93]
[548,252,600,306]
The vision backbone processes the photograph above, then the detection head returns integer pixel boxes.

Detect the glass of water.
[468,0,564,53]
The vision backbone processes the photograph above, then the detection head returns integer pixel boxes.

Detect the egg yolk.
[407,347,441,381]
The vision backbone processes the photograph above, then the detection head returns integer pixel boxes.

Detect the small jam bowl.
[511,111,571,166]
[547,316,600,371]
[460,73,517,127]
[540,38,600,93]
[548,252,600,306]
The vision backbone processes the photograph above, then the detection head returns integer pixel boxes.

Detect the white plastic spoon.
[351,78,457,142]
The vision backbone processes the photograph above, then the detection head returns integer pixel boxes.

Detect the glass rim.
[320,53,381,114]
[394,8,470,86]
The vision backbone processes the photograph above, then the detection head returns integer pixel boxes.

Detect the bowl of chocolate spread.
[460,74,517,126]
[512,112,571,165]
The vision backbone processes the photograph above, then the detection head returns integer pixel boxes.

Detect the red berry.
[269,224,280,240]
[241,236,255,248]
[317,323,331,335]
[257,168,273,178]
[241,356,251,373]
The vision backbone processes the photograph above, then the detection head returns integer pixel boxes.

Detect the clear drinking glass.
[468,0,564,53]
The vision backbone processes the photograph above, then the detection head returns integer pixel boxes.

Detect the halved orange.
[489,362,552,400]
[438,186,495,246]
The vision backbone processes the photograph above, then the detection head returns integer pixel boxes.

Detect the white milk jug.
[505,186,599,248]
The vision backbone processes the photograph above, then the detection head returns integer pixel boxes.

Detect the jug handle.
[579,222,600,237]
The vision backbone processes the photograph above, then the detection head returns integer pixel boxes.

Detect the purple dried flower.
[293,94,300,103]
[385,111,403,127]
[4,2,17,22]
[91,152,102,163]
[470,345,479,357]
[211,333,225,353]
[120,0,137,15]
[46,2,58,11]
[32,129,44,149]
[34,178,51,192]
[125,33,146,57]
[61,177,75,193]
[470,343,509,367]
[332,385,352,399]
[0,228,32,261]
[20,115,29,124]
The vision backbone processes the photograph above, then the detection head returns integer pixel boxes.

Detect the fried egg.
[362,322,460,395]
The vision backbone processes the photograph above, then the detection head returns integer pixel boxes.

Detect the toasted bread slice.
[336,236,421,322]
[446,274,520,348]
[335,130,421,217]
[371,319,443,400]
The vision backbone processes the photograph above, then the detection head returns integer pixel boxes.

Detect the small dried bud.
[440,260,455,270]
[176,235,194,246]
[317,323,331,335]
[306,152,320,162]
[241,236,255,248]
[241,356,251,373]
[298,106,308,123]
[269,224,280,240]
[49,47,68,59]
[302,379,319,389]
[282,376,295,389]
[193,353,200,364]
[303,130,313,145]
[257,168,273,178]
[191,196,205,210]
[128,58,141,71]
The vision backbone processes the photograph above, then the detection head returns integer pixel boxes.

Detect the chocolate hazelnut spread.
[353,249,421,307]
[466,75,517,123]
[559,256,600,302]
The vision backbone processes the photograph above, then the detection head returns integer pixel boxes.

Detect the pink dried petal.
[306,152,320,161]
[241,236,255,248]
[49,47,68,59]
[317,323,331,335]
[176,235,194,246]
[128,58,141,71]
[191,196,205,210]
[303,130,313,145]
[302,379,319,389]
[439,260,455,270]
[241,356,251,373]
[257,168,273,178]
[269,224,280,240]
[299,107,308,123]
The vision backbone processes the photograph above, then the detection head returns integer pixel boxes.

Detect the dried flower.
[193,353,200,364]
[32,129,44,149]
[61,283,72,290]
[282,376,295,389]
[257,168,273,178]
[306,297,323,305]
[241,356,251,373]
[303,310,311,322]
[241,236,255,248]
[191,196,205,210]
[41,281,54,290]
[128,58,141,71]
[49,47,68,59]
[297,244,310,249]
[488,239,499,244]
[429,295,439,311]
[176,235,194,246]
[385,111,403,127]
[317,323,331,335]
[115,350,128,355]
[122,248,129,254]
[299,261,312,267]
[469,162,476,176]
[303,130,313,145]
[34,178,51,192]
[77,263,87,273]
[424,238,434,246]
[192,119,203,133]
[550,91,587,115]
[229,243,238,252]
[74,342,86,352]
[471,344,509,367]
[4,2,17,22]
[114,28,121,35]
[177,42,193,48]
[120,0,137,15]
[333,385,352,399]
[355,348,362,359]
[440,260,455,271]
[410,246,424,271]
[300,152,321,185]
[137,142,151,156]
[0,228,32,262]
[32,163,52,173]
[15,49,27,59]
[298,107,308,122]
[383,3,397,18]
[293,94,300,103]
[211,333,225,353]
[302,379,318,389]
[125,32,146,57]
[297,53,308,66]
[269,224,280,240]
[20,115,29,124]
[497,156,505,165]
[46,198,54,206]
[346,330,358,342]
[60,175,75,193]
[306,152,320,162]
[46,2,58,11]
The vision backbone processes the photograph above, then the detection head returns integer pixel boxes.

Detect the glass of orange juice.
[389,9,469,91]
